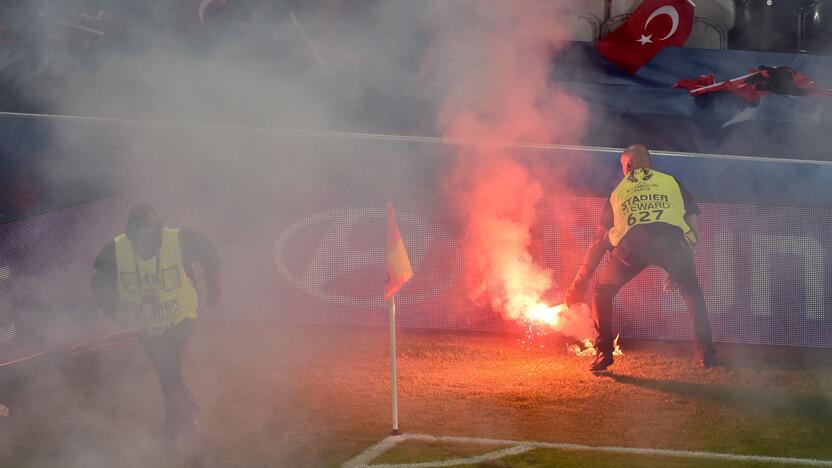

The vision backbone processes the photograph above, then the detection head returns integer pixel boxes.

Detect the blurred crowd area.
[0,0,432,220]
[0,0,422,113]
[0,0,830,221]
[1,0,830,115]
[1,0,831,113]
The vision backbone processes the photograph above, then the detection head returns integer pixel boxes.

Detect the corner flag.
[384,202,412,435]
[384,202,413,300]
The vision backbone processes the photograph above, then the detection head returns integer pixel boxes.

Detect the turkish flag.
[673,66,832,102]
[183,0,228,27]
[596,0,695,74]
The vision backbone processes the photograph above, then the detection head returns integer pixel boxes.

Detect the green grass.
[370,440,510,464]
[364,438,828,467]
[464,447,818,467]
[1,320,832,467]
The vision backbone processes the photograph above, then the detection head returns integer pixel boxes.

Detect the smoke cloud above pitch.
[1,3,449,467]
[425,1,592,338]
[0,1,603,466]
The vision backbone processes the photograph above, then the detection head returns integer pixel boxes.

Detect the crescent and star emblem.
[637,6,680,45]
[198,0,221,24]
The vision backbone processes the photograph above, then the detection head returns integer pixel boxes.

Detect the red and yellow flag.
[384,202,413,300]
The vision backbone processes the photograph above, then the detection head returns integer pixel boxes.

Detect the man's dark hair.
[125,203,161,235]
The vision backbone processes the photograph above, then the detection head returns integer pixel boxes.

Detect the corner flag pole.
[389,295,399,435]
[384,201,412,436]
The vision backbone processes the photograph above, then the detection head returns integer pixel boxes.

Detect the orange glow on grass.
[521,301,623,356]
[567,335,624,357]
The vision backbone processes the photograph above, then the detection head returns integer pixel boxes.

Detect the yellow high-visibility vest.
[114,227,198,334]
[607,168,694,247]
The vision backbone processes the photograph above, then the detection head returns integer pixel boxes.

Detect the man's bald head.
[620,144,652,175]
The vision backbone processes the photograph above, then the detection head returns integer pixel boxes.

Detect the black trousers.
[139,318,197,440]
[592,224,714,357]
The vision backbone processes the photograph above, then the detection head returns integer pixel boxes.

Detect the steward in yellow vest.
[563,145,715,372]
[113,227,199,335]
[91,204,220,455]
[607,168,697,249]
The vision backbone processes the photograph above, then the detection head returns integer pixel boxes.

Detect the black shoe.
[698,354,718,368]
[695,346,718,368]
[589,353,614,373]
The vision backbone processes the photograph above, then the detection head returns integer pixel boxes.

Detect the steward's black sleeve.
[179,228,222,307]
[675,179,700,217]
[599,200,614,230]
[179,228,222,279]
[574,198,614,283]
[91,240,118,315]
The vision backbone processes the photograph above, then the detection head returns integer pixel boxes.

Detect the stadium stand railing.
[803,0,832,53]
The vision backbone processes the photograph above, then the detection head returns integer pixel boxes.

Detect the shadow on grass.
[604,373,832,425]
[619,340,832,372]
[719,346,832,372]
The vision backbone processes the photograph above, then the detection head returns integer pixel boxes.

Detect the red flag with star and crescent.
[596,0,695,74]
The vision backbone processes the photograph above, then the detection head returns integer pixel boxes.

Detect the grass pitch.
[365,437,825,467]
[1,319,832,467]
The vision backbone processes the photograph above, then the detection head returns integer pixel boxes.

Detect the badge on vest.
[143,272,159,286]
[120,272,140,293]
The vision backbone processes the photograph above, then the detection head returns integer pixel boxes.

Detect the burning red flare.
[429,2,591,341]
[526,303,570,327]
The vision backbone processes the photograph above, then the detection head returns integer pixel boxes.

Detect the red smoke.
[427,1,591,338]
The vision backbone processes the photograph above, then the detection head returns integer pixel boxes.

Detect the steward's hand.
[663,274,680,293]
[684,230,698,255]
[564,280,587,308]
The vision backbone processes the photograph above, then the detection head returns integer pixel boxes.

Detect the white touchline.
[343,436,406,468]
[342,434,832,468]
[364,443,536,468]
